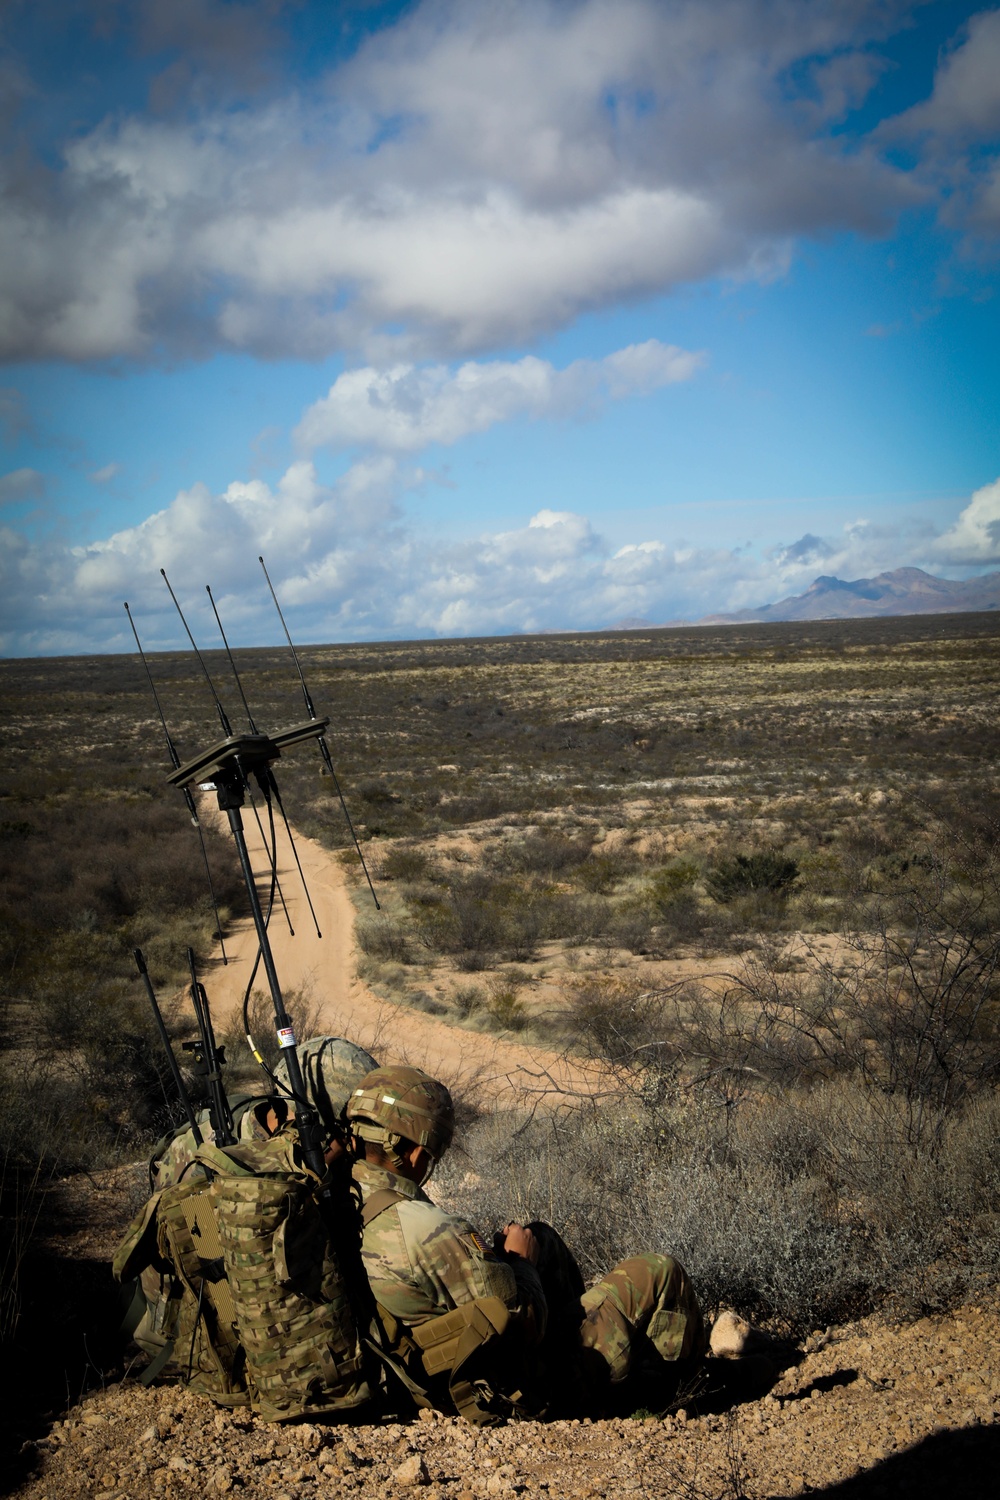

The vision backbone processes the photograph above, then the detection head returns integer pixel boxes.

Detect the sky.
[1,0,999,656]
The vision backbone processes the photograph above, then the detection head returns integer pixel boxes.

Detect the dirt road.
[200,805,605,1107]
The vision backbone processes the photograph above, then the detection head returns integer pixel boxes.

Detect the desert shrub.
[453,984,485,1020]
[379,845,432,882]
[484,975,528,1033]
[356,914,413,964]
[440,1077,1000,1331]
[576,849,633,892]
[653,890,704,948]
[648,860,700,913]
[568,978,674,1065]
[706,850,799,903]
[596,901,657,955]
[408,871,546,965]
[488,829,593,876]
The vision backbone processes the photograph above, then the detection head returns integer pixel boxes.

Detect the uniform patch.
[464,1229,492,1258]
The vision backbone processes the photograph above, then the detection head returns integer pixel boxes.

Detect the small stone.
[394,1454,429,1487]
[140,1426,160,1444]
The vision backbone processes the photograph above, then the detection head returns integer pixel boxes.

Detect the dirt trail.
[201,806,605,1106]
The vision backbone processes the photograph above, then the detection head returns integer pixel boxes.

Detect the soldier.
[149,1034,377,1189]
[346,1065,708,1421]
[123,1035,379,1379]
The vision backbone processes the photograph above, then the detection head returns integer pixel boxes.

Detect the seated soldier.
[150,1034,377,1189]
[125,1035,379,1377]
[346,1065,708,1420]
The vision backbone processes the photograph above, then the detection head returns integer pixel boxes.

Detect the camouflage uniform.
[353,1158,546,1332]
[150,1035,379,1191]
[149,1096,277,1190]
[346,1067,705,1418]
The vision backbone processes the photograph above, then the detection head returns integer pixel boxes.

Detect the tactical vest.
[115,1135,371,1422]
[360,1189,543,1426]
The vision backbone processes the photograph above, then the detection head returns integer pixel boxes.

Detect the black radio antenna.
[124,602,228,964]
[160,569,296,937]
[206,583,322,940]
[258,554,379,910]
[185,948,235,1146]
[160,568,233,738]
[134,947,203,1148]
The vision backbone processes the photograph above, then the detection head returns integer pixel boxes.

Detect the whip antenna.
[160,570,296,936]
[206,583,323,940]
[124,602,228,963]
[258,554,379,910]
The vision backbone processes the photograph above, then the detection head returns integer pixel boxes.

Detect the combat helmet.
[274,1036,379,1133]
[346,1065,455,1163]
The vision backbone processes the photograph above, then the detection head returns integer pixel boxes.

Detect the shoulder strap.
[361,1187,404,1226]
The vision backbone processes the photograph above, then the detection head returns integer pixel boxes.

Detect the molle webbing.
[208,1148,370,1422]
[152,1179,246,1401]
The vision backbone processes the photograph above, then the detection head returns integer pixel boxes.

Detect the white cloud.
[8,457,999,656]
[889,11,1000,143]
[883,9,1000,237]
[0,0,924,364]
[295,341,704,453]
[89,462,122,484]
[932,476,1000,564]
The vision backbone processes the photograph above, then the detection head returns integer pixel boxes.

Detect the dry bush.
[441,1075,1000,1332]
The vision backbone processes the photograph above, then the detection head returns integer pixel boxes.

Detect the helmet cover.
[346,1064,455,1160]
[274,1035,379,1132]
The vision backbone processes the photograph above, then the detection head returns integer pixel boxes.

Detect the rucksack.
[114,1132,372,1422]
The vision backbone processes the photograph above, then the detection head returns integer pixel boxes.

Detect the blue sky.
[1,0,998,654]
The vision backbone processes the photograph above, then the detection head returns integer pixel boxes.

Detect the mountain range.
[612,568,1000,631]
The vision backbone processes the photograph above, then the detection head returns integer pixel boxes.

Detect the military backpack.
[115,1134,372,1422]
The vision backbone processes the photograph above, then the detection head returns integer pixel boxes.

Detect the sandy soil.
[198,806,606,1107]
[14,1289,999,1499]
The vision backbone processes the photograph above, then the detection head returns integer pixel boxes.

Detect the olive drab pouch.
[112,1177,248,1404]
[205,1138,371,1422]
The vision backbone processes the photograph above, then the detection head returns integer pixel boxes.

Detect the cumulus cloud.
[7,457,999,656]
[295,341,704,452]
[888,10,1000,143]
[932,476,1000,564]
[0,0,927,364]
[883,9,1000,237]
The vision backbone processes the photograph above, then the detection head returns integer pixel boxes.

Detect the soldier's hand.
[502,1222,539,1265]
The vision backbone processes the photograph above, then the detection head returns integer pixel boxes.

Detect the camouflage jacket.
[352,1160,546,1340]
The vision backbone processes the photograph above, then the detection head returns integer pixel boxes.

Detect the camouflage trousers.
[578,1253,706,1387]
[527,1223,706,1414]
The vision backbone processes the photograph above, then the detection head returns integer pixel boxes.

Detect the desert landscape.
[2,610,999,1496]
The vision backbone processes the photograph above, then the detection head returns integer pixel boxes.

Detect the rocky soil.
[10,1292,999,1500]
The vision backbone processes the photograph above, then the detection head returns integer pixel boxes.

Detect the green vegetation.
[1,609,999,1368]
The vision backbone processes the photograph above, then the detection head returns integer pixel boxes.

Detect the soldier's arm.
[405,1206,547,1340]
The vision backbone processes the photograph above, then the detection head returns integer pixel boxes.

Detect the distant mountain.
[696,567,1000,625]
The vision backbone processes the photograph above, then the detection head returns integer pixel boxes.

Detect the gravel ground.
[11,1293,999,1500]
